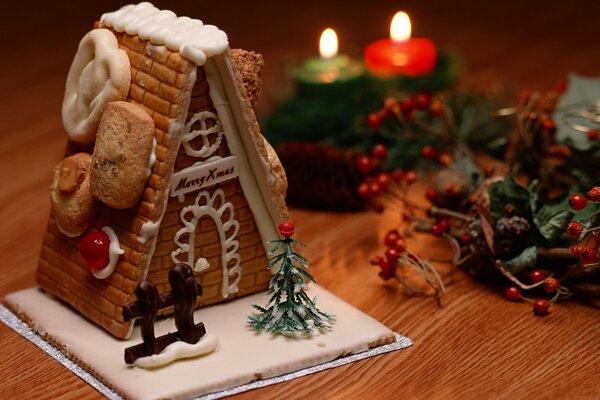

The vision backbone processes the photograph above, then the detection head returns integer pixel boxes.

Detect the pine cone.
[493,215,532,259]
[275,142,365,210]
[467,217,492,256]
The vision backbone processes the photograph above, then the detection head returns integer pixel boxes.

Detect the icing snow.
[134,333,219,369]
[101,2,229,65]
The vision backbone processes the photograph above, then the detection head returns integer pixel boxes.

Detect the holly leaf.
[504,246,537,274]
[488,175,531,221]
[534,207,574,245]
[528,180,539,215]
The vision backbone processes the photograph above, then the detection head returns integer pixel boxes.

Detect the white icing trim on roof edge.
[101,2,228,65]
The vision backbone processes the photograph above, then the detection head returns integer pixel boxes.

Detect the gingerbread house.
[36,3,288,339]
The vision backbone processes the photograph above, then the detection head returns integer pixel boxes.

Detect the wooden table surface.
[1,1,599,399]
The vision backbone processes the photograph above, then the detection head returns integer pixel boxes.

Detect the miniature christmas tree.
[248,220,335,336]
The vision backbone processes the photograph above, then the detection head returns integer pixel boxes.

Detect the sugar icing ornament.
[62,29,131,144]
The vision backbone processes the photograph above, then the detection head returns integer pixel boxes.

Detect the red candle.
[364,11,437,77]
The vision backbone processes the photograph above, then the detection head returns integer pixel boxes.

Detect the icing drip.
[137,220,160,245]
[146,137,157,178]
[93,227,125,279]
[134,333,219,369]
[101,2,229,65]
[181,111,223,158]
[137,185,170,244]
[171,189,242,297]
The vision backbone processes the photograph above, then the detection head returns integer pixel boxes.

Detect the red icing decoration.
[278,220,295,238]
[79,231,111,272]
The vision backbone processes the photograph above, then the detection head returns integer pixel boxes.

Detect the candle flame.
[390,11,411,42]
[319,28,338,59]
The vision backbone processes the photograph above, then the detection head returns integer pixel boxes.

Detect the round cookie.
[91,101,155,209]
[51,153,98,237]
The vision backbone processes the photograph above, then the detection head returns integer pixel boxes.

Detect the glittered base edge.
[0,304,412,400]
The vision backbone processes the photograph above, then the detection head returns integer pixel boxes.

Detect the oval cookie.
[91,101,155,209]
[51,153,98,237]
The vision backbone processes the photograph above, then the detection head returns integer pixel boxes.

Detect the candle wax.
[296,55,364,84]
[364,38,437,77]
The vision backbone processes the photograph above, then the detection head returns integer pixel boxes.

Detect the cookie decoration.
[62,29,131,145]
[91,101,155,209]
[50,153,99,237]
[37,3,289,339]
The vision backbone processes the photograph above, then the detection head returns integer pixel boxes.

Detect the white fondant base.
[5,285,397,400]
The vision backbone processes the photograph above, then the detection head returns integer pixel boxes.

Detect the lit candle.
[296,28,364,85]
[364,11,437,77]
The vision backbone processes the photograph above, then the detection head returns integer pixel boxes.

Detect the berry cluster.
[366,93,439,129]
[369,229,406,280]
[566,187,600,266]
[504,269,569,316]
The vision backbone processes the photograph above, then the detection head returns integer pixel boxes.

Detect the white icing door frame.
[171,188,241,298]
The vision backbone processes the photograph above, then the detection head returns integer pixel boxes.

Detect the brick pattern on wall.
[37,31,197,338]
[37,30,270,338]
[148,62,269,311]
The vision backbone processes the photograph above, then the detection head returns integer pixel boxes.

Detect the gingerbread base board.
[2,286,410,400]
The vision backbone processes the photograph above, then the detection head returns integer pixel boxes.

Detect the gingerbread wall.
[38,31,199,338]
[147,66,270,309]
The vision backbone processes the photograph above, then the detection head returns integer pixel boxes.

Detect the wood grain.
[1,1,600,399]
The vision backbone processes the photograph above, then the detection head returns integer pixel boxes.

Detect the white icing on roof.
[101,2,229,65]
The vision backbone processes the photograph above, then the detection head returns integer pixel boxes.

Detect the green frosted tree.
[248,221,335,336]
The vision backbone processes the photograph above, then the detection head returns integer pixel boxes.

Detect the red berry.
[580,247,597,264]
[459,233,472,245]
[414,92,431,110]
[421,145,438,160]
[593,232,600,245]
[385,248,399,264]
[383,97,398,112]
[384,230,400,248]
[367,113,382,129]
[399,98,415,115]
[405,170,417,184]
[504,286,522,301]
[554,79,567,93]
[392,238,407,252]
[391,169,404,181]
[376,173,390,190]
[541,118,556,133]
[438,153,452,166]
[533,299,550,316]
[429,100,444,117]
[377,257,395,280]
[549,145,570,158]
[568,193,587,211]
[357,182,371,198]
[438,219,451,233]
[79,231,111,272]
[425,188,438,202]
[571,245,582,255]
[544,277,560,293]
[587,186,600,202]
[518,89,532,103]
[402,211,412,221]
[278,220,295,238]
[370,182,383,196]
[371,144,388,160]
[566,221,583,239]
[587,130,599,140]
[356,155,374,175]
[431,223,444,236]
[530,269,545,283]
